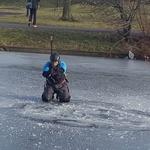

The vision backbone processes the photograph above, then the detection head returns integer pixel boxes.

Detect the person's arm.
[42,62,51,78]
[59,61,67,74]
[51,61,66,75]
[54,61,67,83]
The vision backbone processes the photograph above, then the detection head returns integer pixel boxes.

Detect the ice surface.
[0,51,150,150]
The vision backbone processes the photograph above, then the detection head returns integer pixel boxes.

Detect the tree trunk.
[56,0,59,7]
[61,0,72,21]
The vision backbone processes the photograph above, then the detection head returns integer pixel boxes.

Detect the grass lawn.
[0,28,123,53]
[0,4,117,29]
[0,4,128,55]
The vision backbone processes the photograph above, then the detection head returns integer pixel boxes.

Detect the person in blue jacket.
[42,52,71,102]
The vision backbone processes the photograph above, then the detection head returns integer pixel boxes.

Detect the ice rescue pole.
[50,36,53,54]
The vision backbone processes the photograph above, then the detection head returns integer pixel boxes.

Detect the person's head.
[50,52,60,66]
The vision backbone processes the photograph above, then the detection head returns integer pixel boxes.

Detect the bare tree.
[87,0,141,39]
[114,0,141,40]
[82,0,150,59]
[131,1,150,59]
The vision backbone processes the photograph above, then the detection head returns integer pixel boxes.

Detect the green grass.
[0,28,122,53]
[0,5,117,29]
[1,2,150,58]
[0,4,130,54]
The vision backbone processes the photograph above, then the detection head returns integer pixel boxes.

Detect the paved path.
[0,22,139,58]
[0,22,140,36]
[0,22,116,33]
[0,22,119,57]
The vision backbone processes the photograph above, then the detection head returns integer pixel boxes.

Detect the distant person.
[42,52,71,103]
[26,0,31,17]
[26,0,30,17]
[28,0,40,28]
[26,8,29,17]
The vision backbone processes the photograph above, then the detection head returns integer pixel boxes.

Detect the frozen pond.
[0,51,150,150]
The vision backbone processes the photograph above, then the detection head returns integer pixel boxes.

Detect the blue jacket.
[43,61,67,74]
[42,61,67,84]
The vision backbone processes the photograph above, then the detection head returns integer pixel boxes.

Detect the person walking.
[28,0,40,27]
[42,52,71,103]
[26,0,30,17]
[26,8,29,17]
